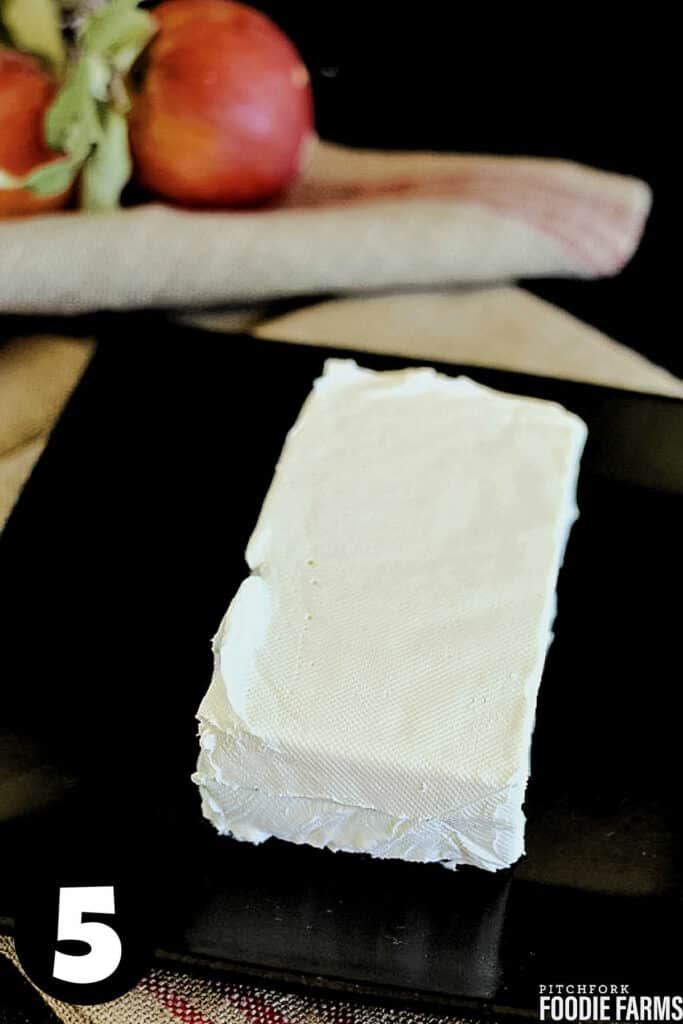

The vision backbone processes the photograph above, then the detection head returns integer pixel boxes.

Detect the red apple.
[0,50,69,218]
[129,0,314,208]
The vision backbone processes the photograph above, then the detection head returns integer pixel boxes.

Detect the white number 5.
[53,886,122,984]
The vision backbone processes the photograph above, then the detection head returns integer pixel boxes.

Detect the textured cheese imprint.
[193,360,587,871]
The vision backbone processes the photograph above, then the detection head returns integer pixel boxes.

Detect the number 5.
[53,886,122,984]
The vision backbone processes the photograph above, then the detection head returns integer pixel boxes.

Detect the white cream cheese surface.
[194,360,587,871]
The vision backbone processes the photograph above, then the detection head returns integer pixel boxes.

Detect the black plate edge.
[95,313,683,498]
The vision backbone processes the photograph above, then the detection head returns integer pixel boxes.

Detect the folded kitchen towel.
[0,141,651,315]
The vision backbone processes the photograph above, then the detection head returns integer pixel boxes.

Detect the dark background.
[247,4,676,377]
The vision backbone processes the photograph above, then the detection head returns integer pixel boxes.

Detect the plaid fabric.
[0,936,482,1024]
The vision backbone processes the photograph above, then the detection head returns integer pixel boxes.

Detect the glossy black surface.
[0,321,681,1015]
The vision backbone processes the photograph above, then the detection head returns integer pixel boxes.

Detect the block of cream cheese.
[194,360,587,871]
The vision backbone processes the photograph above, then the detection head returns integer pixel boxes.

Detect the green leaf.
[109,13,155,74]
[46,60,101,159]
[80,107,131,211]
[25,155,78,195]
[1,0,66,71]
[4,58,105,198]
[82,0,155,72]
[85,52,110,101]
[82,0,138,51]
[0,154,79,196]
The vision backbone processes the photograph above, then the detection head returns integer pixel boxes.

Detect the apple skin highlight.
[129,0,315,208]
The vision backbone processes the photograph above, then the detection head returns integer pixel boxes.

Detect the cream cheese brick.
[194,360,587,871]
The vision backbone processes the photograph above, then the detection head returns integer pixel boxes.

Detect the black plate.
[1,319,681,1017]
